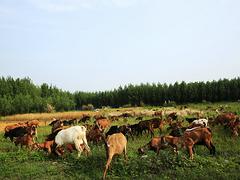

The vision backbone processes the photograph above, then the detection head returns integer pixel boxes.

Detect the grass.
[0,102,240,179]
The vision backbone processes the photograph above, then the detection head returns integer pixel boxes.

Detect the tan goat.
[103,133,127,179]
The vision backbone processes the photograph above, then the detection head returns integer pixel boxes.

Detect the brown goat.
[139,127,215,160]
[14,125,37,149]
[51,120,64,133]
[96,118,111,132]
[161,135,183,154]
[183,127,215,159]
[87,125,104,144]
[14,134,35,149]
[103,133,127,179]
[66,143,90,155]
[27,120,40,127]
[4,123,27,132]
[214,113,237,126]
[37,140,54,154]
[138,136,179,155]
[138,137,165,155]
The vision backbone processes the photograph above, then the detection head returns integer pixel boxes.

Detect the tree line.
[0,76,239,116]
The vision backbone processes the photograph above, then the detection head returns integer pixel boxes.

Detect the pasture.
[0,102,240,179]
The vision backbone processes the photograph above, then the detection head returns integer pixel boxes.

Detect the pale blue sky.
[0,0,240,92]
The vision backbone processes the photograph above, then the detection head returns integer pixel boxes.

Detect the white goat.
[192,118,208,127]
[55,125,90,157]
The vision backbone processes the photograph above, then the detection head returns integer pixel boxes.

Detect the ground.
[0,102,240,179]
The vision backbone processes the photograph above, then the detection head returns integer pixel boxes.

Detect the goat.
[87,125,104,145]
[14,126,36,149]
[103,133,127,179]
[192,118,208,127]
[137,135,181,155]
[54,126,90,158]
[66,143,90,155]
[183,127,215,159]
[27,120,40,127]
[14,134,35,149]
[214,113,237,126]
[51,120,63,133]
[95,118,111,132]
[106,125,133,140]
[37,140,54,154]
[138,137,166,155]
[4,125,36,142]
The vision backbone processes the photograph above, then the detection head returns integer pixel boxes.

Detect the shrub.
[82,104,94,111]
[46,104,55,113]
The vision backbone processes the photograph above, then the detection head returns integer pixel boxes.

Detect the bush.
[46,104,55,113]
[82,104,94,111]
[122,104,132,108]
[163,100,177,107]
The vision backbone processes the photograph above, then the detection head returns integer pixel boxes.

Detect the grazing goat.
[106,125,133,140]
[37,140,54,154]
[4,124,27,133]
[14,134,35,149]
[154,110,163,117]
[192,118,208,127]
[87,125,104,145]
[228,118,240,137]
[168,112,178,121]
[168,121,186,137]
[183,127,215,159]
[51,120,63,133]
[138,137,166,155]
[66,143,90,155]
[14,126,36,149]
[27,120,40,127]
[103,133,127,179]
[138,135,182,155]
[136,118,163,137]
[80,114,91,123]
[4,125,36,142]
[96,118,111,132]
[214,113,237,126]
[54,126,90,158]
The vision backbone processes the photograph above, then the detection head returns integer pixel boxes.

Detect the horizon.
[1,0,240,92]
[1,75,239,94]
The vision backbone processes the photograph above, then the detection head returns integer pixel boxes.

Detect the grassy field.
[0,102,240,179]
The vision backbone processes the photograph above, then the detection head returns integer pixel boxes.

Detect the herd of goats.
[3,109,240,179]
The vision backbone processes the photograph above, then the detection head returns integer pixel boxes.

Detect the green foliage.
[0,76,240,115]
[0,77,75,115]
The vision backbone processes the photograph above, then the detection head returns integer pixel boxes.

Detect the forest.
[0,76,239,116]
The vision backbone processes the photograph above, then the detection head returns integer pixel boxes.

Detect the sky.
[0,0,240,92]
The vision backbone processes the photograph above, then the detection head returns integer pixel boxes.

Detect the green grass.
[0,103,240,179]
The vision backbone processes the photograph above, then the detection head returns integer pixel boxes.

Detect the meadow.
[0,102,240,179]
